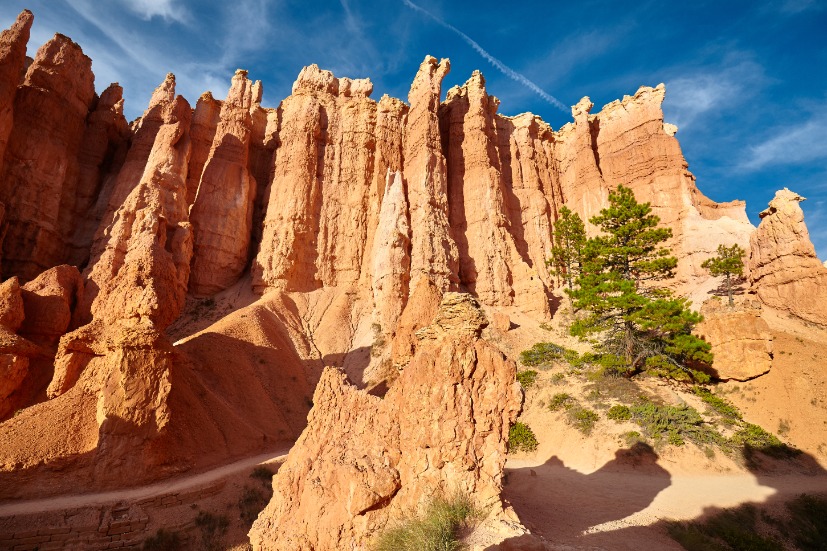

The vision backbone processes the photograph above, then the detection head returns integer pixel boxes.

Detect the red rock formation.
[748,188,827,327]
[404,56,459,292]
[556,86,754,293]
[0,10,32,170]
[0,33,96,281]
[66,84,131,268]
[695,298,773,381]
[189,70,258,295]
[79,74,192,329]
[441,71,548,315]
[19,265,83,345]
[249,293,521,550]
[185,91,222,206]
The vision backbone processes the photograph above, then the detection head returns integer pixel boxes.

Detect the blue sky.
[2,0,826,258]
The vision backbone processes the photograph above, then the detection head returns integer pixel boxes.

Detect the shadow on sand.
[492,443,827,550]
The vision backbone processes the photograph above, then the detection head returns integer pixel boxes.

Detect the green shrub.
[508,422,539,453]
[195,511,229,551]
[250,465,274,485]
[548,392,575,411]
[142,529,182,551]
[238,486,268,524]
[567,407,599,435]
[731,423,798,459]
[693,387,742,421]
[607,404,632,422]
[668,504,783,551]
[550,372,566,385]
[519,342,567,367]
[630,400,725,449]
[785,493,827,549]
[516,370,538,389]
[373,493,477,551]
[622,430,644,446]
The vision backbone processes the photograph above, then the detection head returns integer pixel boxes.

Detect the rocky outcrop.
[748,188,827,327]
[0,33,96,281]
[185,92,221,206]
[0,10,32,171]
[19,265,83,345]
[554,86,754,293]
[78,74,192,329]
[249,293,521,550]
[695,298,773,381]
[66,83,131,268]
[189,70,258,295]
[441,71,548,315]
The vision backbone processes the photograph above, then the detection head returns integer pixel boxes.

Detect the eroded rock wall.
[248,293,521,551]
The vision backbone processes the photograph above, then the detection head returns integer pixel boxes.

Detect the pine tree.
[548,206,586,294]
[701,244,746,307]
[569,185,712,381]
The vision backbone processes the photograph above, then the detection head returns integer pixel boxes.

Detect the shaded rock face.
[248,293,522,550]
[695,298,773,381]
[189,70,259,296]
[748,188,827,327]
[0,32,96,281]
[0,10,32,172]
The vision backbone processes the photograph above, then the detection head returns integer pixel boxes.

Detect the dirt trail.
[504,456,827,550]
[0,448,289,517]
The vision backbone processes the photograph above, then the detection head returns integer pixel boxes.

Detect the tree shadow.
[492,444,827,551]
[705,276,747,298]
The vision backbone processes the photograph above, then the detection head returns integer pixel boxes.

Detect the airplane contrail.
[402,0,568,112]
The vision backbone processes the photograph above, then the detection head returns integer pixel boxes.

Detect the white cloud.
[740,109,827,171]
[119,0,189,24]
[662,59,765,130]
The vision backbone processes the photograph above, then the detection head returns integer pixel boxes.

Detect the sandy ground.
[0,448,288,517]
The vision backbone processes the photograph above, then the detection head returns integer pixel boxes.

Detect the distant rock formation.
[748,188,827,327]
[248,293,521,550]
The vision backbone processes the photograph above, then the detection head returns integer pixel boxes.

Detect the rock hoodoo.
[248,293,521,550]
[1,8,825,503]
[748,188,827,327]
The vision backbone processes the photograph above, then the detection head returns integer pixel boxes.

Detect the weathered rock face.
[695,298,773,381]
[19,265,83,345]
[79,74,192,329]
[554,86,754,294]
[188,70,259,295]
[0,10,32,171]
[185,91,221,206]
[748,188,827,327]
[441,71,549,315]
[0,32,96,281]
[67,83,131,268]
[249,293,522,550]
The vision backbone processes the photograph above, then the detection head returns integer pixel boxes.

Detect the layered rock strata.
[249,293,522,550]
[748,188,827,327]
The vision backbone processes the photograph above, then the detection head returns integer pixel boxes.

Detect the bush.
[630,400,725,449]
[607,404,632,422]
[508,422,539,453]
[250,465,274,485]
[238,486,268,524]
[731,424,798,459]
[568,407,599,435]
[693,387,742,421]
[195,512,229,551]
[622,430,644,446]
[516,370,538,389]
[519,342,567,367]
[142,529,182,551]
[548,393,575,411]
[373,493,477,551]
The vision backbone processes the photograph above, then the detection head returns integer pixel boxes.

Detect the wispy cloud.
[402,0,568,112]
[740,109,827,171]
[118,0,189,24]
[663,58,765,130]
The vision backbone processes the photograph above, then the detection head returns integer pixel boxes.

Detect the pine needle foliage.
[701,244,746,307]
[569,185,713,381]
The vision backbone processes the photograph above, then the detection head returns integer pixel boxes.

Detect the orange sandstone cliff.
[0,8,823,502]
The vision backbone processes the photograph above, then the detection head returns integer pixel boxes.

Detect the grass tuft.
[516,370,538,389]
[508,422,539,453]
[373,493,477,551]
